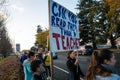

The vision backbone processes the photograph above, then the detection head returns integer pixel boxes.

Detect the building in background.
[16,44,20,53]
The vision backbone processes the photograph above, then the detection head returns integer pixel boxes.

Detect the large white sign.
[50,0,80,52]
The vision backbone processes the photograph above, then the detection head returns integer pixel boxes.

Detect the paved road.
[52,50,120,80]
[53,53,91,80]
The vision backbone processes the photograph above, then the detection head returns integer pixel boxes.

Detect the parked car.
[78,46,85,55]
[52,52,58,59]
[84,45,93,55]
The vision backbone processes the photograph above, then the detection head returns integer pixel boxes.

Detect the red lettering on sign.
[52,33,60,50]
[61,35,66,50]
[52,33,80,51]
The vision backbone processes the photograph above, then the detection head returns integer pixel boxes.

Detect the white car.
[78,46,85,55]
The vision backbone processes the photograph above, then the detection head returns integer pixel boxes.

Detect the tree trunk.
[110,35,116,48]
[93,40,97,49]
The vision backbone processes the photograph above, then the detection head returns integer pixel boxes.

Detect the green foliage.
[77,0,107,48]
[103,0,120,48]
[104,0,120,38]
[77,0,120,48]
[36,30,49,48]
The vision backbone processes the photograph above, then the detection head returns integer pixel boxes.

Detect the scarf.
[101,64,116,74]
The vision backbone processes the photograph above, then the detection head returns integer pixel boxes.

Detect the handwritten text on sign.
[50,0,80,52]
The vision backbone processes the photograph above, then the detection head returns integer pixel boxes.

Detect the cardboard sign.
[50,0,80,52]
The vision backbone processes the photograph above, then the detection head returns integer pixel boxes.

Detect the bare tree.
[0,18,13,57]
[0,0,13,57]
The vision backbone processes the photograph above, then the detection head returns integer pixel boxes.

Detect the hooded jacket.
[23,59,33,80]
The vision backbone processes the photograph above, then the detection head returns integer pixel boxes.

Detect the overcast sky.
[7,0,78,51]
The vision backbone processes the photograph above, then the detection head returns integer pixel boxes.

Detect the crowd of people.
[20,47,51,80]
[20,48,120,80]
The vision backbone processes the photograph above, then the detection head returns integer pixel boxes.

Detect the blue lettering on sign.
[51,16,66,28]
[52,2,58,17]
[68,22,77,31]
[60,28,72,37]
[61,7,66,19]
[64,29,72,36]
[52,2,66,19]
[73,31,76,37]
[68,12,77,24]
[56,17,60,27]
[51,1,79,38]
[58,5,62,18]
[51,16,55,26]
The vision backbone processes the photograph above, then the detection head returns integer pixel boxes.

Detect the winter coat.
[38,54,45,64]
[32,72,47,80]
[44,55,50,67]
[66,57,84,80]
[21,54,27,64]
[23,59,33,80]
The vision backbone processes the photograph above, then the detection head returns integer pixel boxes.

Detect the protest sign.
[50,0,80,52]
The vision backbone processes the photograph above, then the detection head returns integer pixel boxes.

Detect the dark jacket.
[66,57,84,80]
[38,54,45,64]
[32,72,46,80]
[21,54,27,64]
[33,74,42,80]
[38,53,47,73]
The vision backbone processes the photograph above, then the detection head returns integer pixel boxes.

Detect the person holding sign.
[66,50,84,80]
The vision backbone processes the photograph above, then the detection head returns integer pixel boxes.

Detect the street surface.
[53,53,91,80]
[52,50,120,80]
